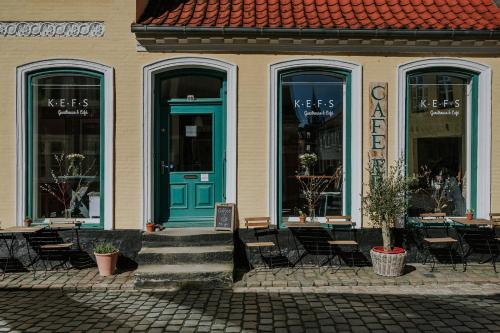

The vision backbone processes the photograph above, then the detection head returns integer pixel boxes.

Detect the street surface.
[0,284,499,332]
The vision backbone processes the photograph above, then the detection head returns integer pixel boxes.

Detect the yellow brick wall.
[0,1,499,229]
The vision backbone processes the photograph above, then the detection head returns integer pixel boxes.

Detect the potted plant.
[362,158,417,277]
[298,210,306,223]
[94,243,119,277]
[466,208,474,220]
[146,220,155,232]
[23,216,32,227]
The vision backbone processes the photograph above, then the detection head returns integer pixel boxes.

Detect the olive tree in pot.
[362,158,416,277]
[94,243,119,277]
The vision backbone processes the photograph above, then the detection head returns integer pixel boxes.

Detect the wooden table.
[0,226,45,277]
[451,218,492,226]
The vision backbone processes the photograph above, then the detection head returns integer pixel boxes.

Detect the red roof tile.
[137,0,500,30]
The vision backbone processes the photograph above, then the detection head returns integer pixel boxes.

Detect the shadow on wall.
[0,229,142,273]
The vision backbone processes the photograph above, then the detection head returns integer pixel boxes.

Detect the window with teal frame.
[277,68,352,225]
[27,69,105,228]
[406,68,478,217]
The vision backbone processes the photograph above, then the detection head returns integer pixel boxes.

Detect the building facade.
[1,0,499,232]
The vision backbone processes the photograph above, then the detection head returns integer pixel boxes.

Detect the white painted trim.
[141,57,237,230]
[268,59,363,227]
[16,59,115,230]
[396,58,491,219]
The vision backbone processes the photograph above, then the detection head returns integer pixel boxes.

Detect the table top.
[0,225,45,234]
[451,218,492,226]
[284,222,323,228]
[48,223,81,229]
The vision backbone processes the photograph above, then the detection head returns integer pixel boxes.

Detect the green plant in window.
[298,153,318,176]
[416,166,453,213]
[40,153,97,218]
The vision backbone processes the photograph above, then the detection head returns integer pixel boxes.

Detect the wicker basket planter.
[370,247,407,277]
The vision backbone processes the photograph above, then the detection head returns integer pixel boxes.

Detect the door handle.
[161,161,166,175]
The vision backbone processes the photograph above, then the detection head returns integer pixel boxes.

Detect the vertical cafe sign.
[369,82,388,183]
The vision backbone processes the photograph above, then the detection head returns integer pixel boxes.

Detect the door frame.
[142,57,237,229]
[156,93,226,226]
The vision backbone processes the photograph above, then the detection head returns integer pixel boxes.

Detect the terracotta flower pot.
[370,247,406,277]
[94,251,119,277]
[299,216,306,223]
[23,219,32,227]
[466,212,473,220]
[146,223,155,232]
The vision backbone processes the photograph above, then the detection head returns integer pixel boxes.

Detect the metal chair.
[326,216,360,274]
[417,213,465,271]
[242,217,288,274]
[26,219,79,274]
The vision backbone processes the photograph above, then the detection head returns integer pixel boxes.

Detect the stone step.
[134,263,233,290]
[136,245,234,265]
[143,228,233,247]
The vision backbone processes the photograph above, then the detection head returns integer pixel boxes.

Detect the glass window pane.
[160,75,222,100]
[32,73,101,221]
[280,71,344,218]
[408,72,468,216]
[169,114,213,172]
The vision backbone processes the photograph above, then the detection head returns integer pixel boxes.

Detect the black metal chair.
[417,213,466,272]
[25,220,80,274]
[242,217,288,275]
[287,225,334,273]
[326,215,360,274]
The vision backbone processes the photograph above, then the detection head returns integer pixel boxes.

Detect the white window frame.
[141,57,237,230]
[16,59,114,230]
[269,59,362,227]
[396,58,491,219]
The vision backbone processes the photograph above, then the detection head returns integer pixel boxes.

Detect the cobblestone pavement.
[235,264,500,288]
[0,284,499,332]
[0,268,134,291]
[1,263,499,292]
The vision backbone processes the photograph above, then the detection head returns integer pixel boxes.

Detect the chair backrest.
[243,217,270,230]
[325,215,353,229]
[490,213,500,228]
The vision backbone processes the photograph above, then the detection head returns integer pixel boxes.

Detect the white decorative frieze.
[0,21,104,37]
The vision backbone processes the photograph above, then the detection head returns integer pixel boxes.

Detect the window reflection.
[408,72,468,216]
[32,74,101,221]
[280,71,344,219]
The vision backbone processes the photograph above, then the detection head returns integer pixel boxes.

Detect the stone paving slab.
[0,285,499,332]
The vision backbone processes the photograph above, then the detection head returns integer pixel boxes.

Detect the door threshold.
[162,221,214,228]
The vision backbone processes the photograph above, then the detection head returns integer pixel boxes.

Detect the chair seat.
[328,240,358,245]
[423,237,457,244]
[40,242,74,250]
[245,241,275,248]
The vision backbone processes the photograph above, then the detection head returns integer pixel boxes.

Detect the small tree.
[362,158,417,252]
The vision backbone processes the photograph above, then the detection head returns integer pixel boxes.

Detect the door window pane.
[32,73,101,221]
[408,72,468,216]
[280,71,344,218]
[160,75,222,100]
[169,114,213,172]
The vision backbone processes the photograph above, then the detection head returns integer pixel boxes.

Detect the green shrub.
[94,243,118,254]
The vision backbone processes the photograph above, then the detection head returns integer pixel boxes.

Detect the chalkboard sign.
[214,203,235,231]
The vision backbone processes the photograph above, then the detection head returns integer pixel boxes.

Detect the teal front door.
[158,102,224,226]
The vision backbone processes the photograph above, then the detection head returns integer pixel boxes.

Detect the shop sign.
[416,98,462,117]
[47,97,90,117]
[369,82,388,182]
